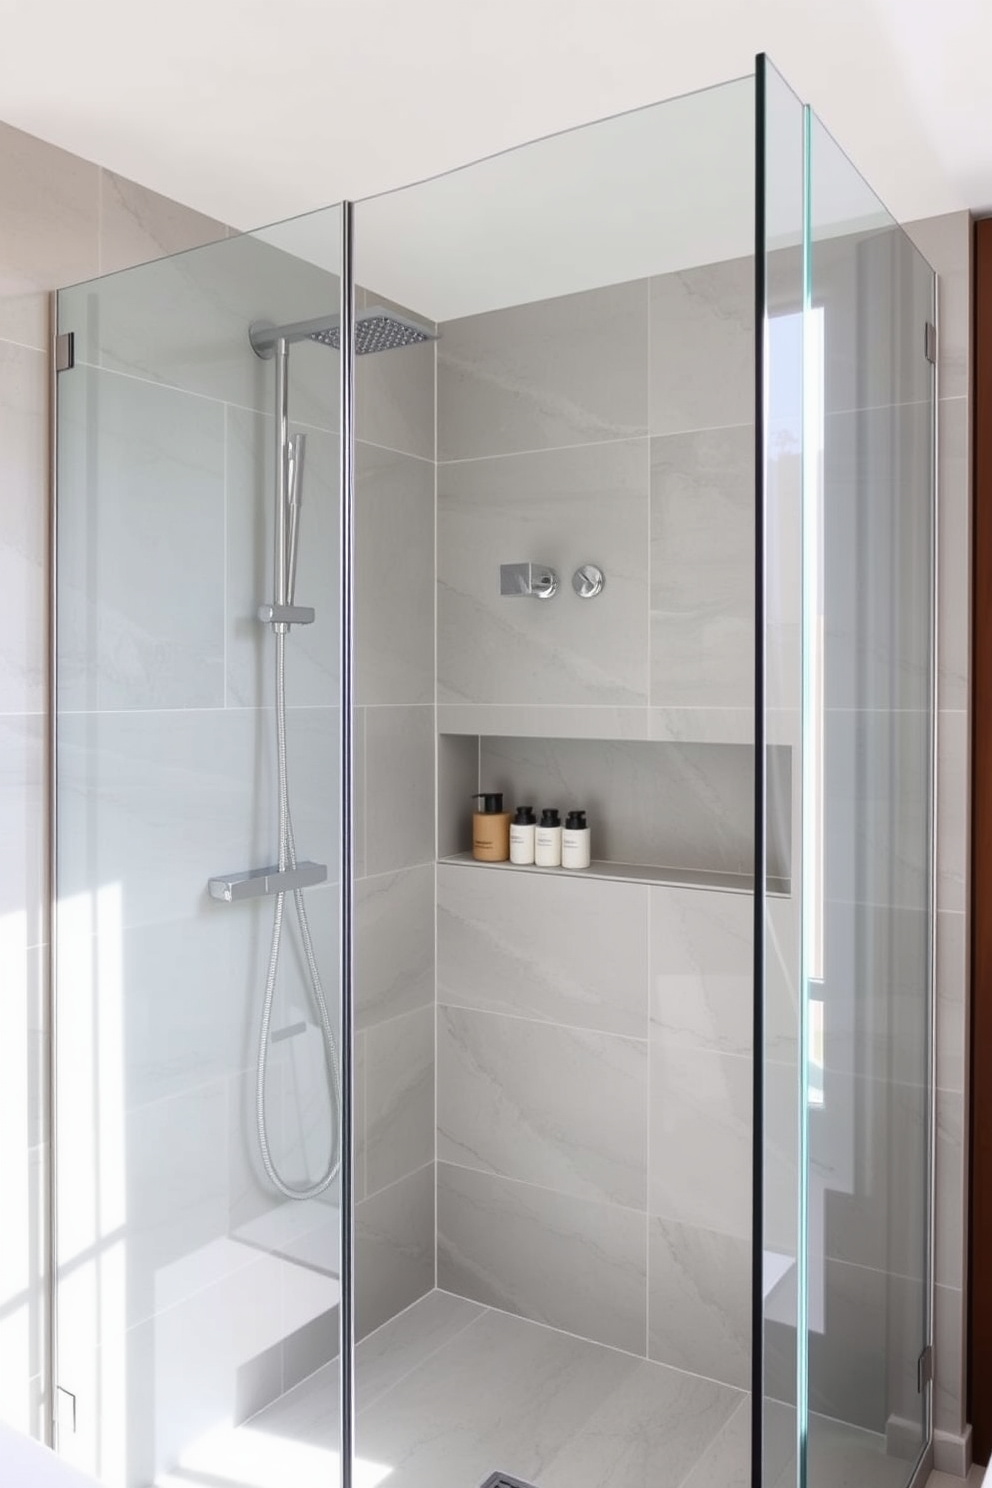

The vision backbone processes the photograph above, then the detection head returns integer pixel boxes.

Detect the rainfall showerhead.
[249,306,437,359]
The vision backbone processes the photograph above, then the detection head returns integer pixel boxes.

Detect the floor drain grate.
[480,1475,538,1488]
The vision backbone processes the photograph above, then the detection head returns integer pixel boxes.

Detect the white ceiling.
[0,0,985,240]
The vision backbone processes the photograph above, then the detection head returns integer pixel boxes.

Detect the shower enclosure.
[49,56,935,1488]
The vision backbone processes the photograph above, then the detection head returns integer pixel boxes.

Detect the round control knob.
[572,564,605,599]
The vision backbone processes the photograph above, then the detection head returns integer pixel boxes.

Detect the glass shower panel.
[351,79,761,1488]
[54,207,345,1487]
[806,116,934,1488]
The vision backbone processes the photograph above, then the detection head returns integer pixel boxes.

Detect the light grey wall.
[0,120,227,1449]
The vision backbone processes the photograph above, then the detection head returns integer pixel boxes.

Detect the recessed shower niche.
[50,56,934,1488]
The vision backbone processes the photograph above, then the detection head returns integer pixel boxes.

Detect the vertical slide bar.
[274,337,290,617]
[338,200,357,1488]
[751,51,768,1488]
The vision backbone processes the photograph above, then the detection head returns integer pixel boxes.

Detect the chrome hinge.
[55,1385,77,1434]
[917,1344,933,1392]
[54,331,75,373]
[925,321,937,365]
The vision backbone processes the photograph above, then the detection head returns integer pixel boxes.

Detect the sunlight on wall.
[0,910,31,1431]
[162,1424,390,1488]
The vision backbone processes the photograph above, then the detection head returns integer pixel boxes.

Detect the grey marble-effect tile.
[647,705,755,745]
[437,1161,647,1354]
[438,278,648,461]
[57,367,226,712]
[355,1302,638,1488]
[356,288,435,462]
[437,439,650,708]
[437,863,648,1038]
[438,1005,647,1209]
[437,733,478,859]
[363,705,435,876]
[439,703,652,739]
[0,120,99,350]
[935,1089,965,1292]
[905,212,971,403]
[0,713,45,947]
[936,908,966,1094]
[225,406,340,709]
[356,1162,434,1339]
[227,1060,289,1234]
[480,735,768,879]
[823,403,932,713]
[934,1283,964,1435]
[99,170,228,278]
[648,1218,750,1388]
[356,1290,486,1414]
[541,1352,742,1488]
[63,228,340,430]
[678,1396,798,1488]
[0,340,46,714]
[356,441,434,706]
[365,1006,435,1196]
[937,708,968,916]
[649,257,753,436]
[650,884,752,1057]
[357,863,435,1029]
[650,425,754,708]
[649,1044,752,1238]
[57,706,339,930]
[937,398,970,713]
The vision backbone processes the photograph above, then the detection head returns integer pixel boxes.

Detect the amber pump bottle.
[471,792,512,862]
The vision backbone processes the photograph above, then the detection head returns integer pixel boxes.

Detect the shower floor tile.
[154,1289,929,1488]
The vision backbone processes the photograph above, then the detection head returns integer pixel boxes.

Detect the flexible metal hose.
[255,629,342,1199]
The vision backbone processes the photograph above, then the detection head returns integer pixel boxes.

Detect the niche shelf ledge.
[438,851,789,896]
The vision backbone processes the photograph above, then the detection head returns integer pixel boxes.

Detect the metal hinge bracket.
[55,1385,77,1434]
[925,321,937,365]
[917,1343,933,1392]
[54,331,75,373]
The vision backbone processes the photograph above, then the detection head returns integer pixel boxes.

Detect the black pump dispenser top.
[513,805,536,825]
[473,792,504,814]
[565,810,587,830]
[540,808,561,827]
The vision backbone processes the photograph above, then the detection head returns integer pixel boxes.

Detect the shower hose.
[255,627,342,1200]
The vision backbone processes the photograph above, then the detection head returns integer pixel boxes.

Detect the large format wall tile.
[356,1162,434,1338]
[356,288,435,462]
[648,1217,750,1388]
[0,341,46,715]
[437,439,649,708]
[649,257,753,436]
[58,368,226,712]
[225,407,339,709]
[99,172,227,279]
[0,714,45,946]
[363,705,435,876]
[650,425,754,708]
[437,864,648,1038]
[357,864,435,1029]
[437,1162,646,1354]
[438,1005,647,1209]
[438,280,648,461]
[650,886,752,1057]
[365,1005,434,1195]
[355,442,434,706]
[649,1044,752,1238]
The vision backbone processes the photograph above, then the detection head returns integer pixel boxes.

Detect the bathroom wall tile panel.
[0,1146,46,1433]
[354,1304,636,1488]
[935,1089,965,1291]
[0,341,46,714]
[437,440,649,707]
[937,909,966,1094]
[649,257,754,436]
[648,1047,796,1246]
[822,404,932,713]
[279,1002,345,1197]
[540,1354,741,1488]
[934,1282,965,1435]
[437,863,648,1038]
[439,703,652,740]
[356,1162,435,1338]
[225,407,339,708]
[437,1162,647,1354]
[678,1397,801,1488]
[937,707,968,914]
[228,1061,288,1233]
[355,442,434,706]
[57,706,338,929]
[480,735,767,879]
[437,279,648,461]
[363,705,435,876]
[437,733,478,859]
[58,368,226,712]
[906,212,971,403]
[0,120,99,350]
[649,885,753,1057]
[64,230,340,429]
[649,425,754,708]
[936,398,970,711]
[98,170,227,278]
[356,288,435,461]
[365,1005,435,1195]
[647,1218,750,1388]
[0,714,45,948]
[357,864,435,1029]
[438,1005,648,1209]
